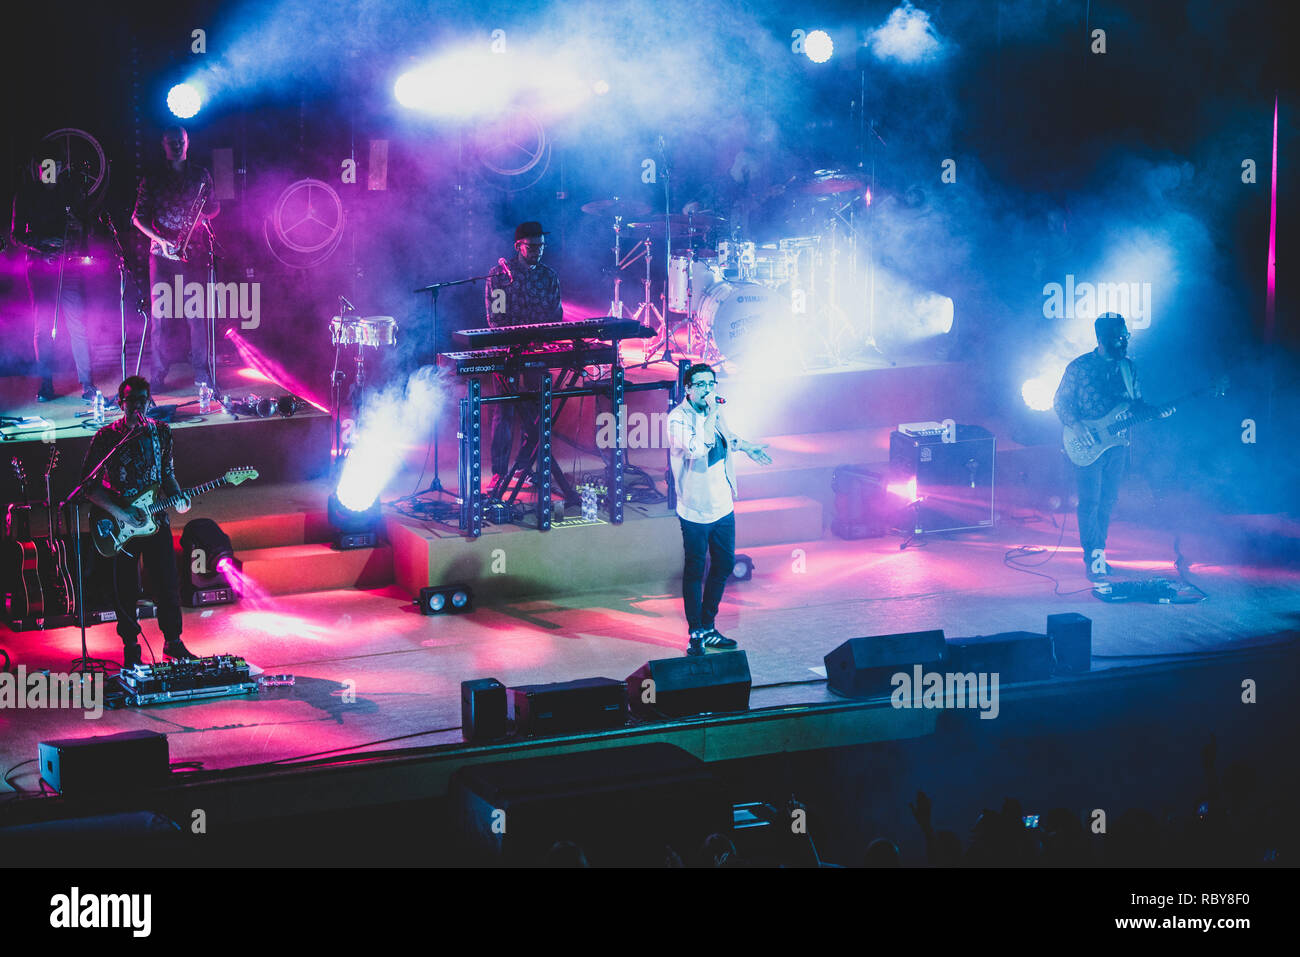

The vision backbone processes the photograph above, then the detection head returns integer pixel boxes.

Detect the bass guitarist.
[1053,312,1172,581]
[80,376,196,666]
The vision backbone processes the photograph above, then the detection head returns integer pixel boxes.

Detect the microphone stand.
[61,420,147,675]
[413,273,494,504]
[101,211,150,380]
[199,219,221,392]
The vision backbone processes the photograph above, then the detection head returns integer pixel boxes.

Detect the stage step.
[734,495,824,547]
[235,542,394,595]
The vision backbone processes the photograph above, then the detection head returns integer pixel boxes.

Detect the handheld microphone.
[714,396,727,405]
[498,258,514,283]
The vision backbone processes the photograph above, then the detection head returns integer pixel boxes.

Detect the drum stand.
[630,237,676,368]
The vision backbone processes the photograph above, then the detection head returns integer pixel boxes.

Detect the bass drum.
[697,281,786,368]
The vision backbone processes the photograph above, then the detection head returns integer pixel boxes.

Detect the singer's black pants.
[27,256,93,396]
[110,521,183,648]
[148,254,211,387]
[679,510,735,633]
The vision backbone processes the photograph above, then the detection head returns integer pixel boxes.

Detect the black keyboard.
[452,318,652,349]
[442,343,617,376]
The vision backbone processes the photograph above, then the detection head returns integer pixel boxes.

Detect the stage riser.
[389,498,823,601]
[238,544,393,595]
[0,413,333,505]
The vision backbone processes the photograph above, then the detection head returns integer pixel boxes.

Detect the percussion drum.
[356,315,399,348]
[330,316,363,346]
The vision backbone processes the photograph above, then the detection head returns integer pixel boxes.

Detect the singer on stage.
[81,376,195,667]
[483,220,562,486]
[668,363,771,655]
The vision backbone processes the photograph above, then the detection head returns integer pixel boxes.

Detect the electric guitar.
[89,466,258,557]
[1063,375,1228,467]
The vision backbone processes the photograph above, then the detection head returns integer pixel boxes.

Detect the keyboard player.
[483,220,564,486]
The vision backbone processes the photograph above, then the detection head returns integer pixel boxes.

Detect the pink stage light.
[235,366,274,383]
[223,328,329,413]
[886,476,917,501]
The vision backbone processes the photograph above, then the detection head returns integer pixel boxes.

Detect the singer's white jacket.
[667,398,741,524]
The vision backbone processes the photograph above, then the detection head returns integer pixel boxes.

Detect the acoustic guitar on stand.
[89,466,258,557]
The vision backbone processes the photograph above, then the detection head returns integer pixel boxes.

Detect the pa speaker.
[37,730,169,797]
[824,630,947,698]
[947,631,1052,683]
[1047,613,1092,673]
[461,678,508,743]
[626,651,751,718]
[509,677,627,737]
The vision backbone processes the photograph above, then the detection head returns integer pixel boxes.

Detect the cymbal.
[581,197,651,217]
[625,212,727,232]
[798,170,865,196]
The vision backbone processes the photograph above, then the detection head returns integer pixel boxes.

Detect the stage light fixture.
[730,554,754,582]
[179,518,241,606]
[805,30,833,63]
[276,395,301,417]
[592,79,610,95]
[167,83,202,119]
[327,490,383,550]
[417,584,474,615]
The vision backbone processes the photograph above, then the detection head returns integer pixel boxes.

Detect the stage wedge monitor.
[824,630,947,699]
[626,651,751,719]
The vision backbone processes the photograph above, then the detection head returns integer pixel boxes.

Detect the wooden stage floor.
[2,509,1296,793]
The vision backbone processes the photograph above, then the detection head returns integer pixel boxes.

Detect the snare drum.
[667,254,719,314]
[357,316,398,348]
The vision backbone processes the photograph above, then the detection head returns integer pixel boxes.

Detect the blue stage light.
[167,84,202,119]
[805,30,833,63]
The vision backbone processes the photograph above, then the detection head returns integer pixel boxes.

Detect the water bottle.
[92,390,105,425]
[198,383,213,413]
[581,486,598,522]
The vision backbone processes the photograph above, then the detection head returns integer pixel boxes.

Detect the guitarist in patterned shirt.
[1053,313,1172,581]
[81,376,196,666]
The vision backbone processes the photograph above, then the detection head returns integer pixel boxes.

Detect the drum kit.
[582,167,870,372]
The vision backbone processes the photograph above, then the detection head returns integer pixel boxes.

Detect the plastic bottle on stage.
[198,384,214,414]
[93,390,105,425]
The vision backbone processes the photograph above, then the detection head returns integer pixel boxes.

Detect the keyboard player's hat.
[514,221,549,241]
